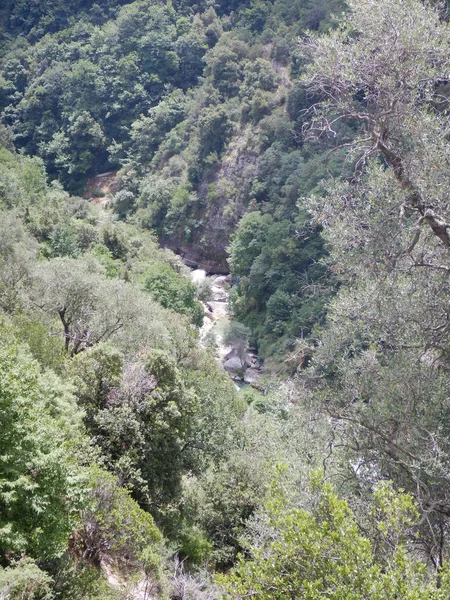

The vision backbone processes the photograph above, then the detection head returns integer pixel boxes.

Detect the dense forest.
[3,0,450,598]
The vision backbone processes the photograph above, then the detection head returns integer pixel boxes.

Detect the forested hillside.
[3,0,450,598]
[0,0,347,364]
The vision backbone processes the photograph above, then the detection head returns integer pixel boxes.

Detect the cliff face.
[116,36,295,275]
[161,235,231,274]
[161,125,260,273]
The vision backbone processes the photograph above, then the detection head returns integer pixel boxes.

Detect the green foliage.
[101,224,129,260]
[299,0,450,570]
[113,189,135,219]
[78,348,199,506]
[229,210,331,364]
[240,0,272,33]
[49,221,80,258]
[0,0,346,367]
[0,557,53,600]
[219,474,448,599]
[10,313,66,371]
[129,89,188,165]
[197,105,233,161]
[222,321,251,368]
[0,211,36,312]
[0,330,86,561]
[179,349,245,468]
[50,559,120,600]
[228,212,272,277]
[144,262,204,326]
[174,381,331,569]
[8,1,449,594]
[2,0,123,38]
[204,38,249,96]
[75,468,163,569]
[68,343,124,425]
[26,256,186,356]
[0,0,214,187]
[177,524,214,567]
[182,451,268,568]
[136,175,176,230]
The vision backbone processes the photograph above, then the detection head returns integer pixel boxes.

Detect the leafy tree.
[228,212,272,277]
[72,468,163,573]
[229,210,330,362]
[179,348,245,466]
[129,89,188,167]
[181,450,267,568]
[204,38,249,96]
[0,330,85,562]
[0,557,53,600]
[0,212,36,312]
[219,474,450,599]
[43,112,107,189]
[144,262,204,326]
[174,26,208,87]
[303,176,450,564]
[68,342,124,425]
[2,0,121,37]
[91,349,201,507]
[301,0,450,249]
[113,189,135,219]
[299,0,450,572]
[223,321,251,368]
[101,224,129,260]
[137,175,176,230]
[27,257,171,356]
[240,0,272,33]
[49,221,80,258]
[197,105,233,161]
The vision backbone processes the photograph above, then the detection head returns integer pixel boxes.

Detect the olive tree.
[301,0,450,249]
[299,0,450,573]
[26,257,177,356]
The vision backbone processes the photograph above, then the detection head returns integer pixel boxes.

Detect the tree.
[219,473,450,599]
[301,0,450,249]
[90,349,201,507]
[0,558,53,600]
[223,322,251,368]
[68,342,124,425]
[0,331,85,562]
[72,468,163,572]
[204,38,249,96]
[228,212,272,278]
[299,0,450,573]
[143,262,204,327]
[129,89,187,166]
[228,210,330,361]
[197,105,233,161]
[27,257,164,356]
[0,212,36,311]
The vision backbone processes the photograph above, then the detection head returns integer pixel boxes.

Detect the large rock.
[213,275,232,287]
[223,355,247,372]
[244,368,261,385]
[210,287,228,302]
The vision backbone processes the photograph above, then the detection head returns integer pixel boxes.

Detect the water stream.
[191,269,262,387]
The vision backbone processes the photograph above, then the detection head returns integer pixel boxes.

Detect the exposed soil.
[84,171,120,207]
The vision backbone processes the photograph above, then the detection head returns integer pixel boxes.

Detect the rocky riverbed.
[192,269,262,386]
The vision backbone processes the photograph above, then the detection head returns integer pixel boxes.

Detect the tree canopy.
[4,0,450,597]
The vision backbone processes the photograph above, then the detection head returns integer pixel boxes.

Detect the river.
[191,269,262,387]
